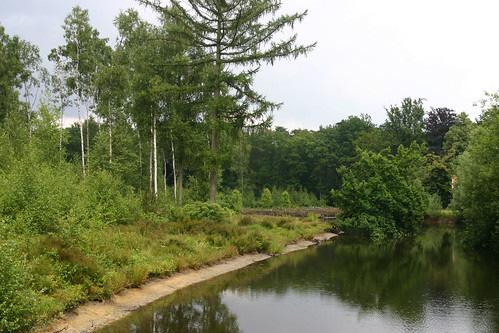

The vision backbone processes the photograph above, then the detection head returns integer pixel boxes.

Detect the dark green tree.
[424,107,457,154]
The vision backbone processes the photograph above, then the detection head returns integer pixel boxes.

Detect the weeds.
[0,214,327,332]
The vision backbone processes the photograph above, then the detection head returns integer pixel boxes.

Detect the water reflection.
[100,227,499,333]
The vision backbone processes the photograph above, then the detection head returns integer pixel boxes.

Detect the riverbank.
[39,232,337,333]
[1,214,329,332]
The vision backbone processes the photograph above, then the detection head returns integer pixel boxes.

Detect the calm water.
[99,227,499,333]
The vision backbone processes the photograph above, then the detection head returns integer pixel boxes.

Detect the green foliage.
[424,154,452,207]
[443,112,475,168]
[333,144,428,240]
[75,171,142,226]
[0,242,37,333]
[453,104,499,253]
[0,159,78,233]
[280,191,292,208]
[242,117,375,203]
[260,188,273,208]
[424,107,456,154]
[384,97,426,148]
[182,202,230,223]
[220,190,243,212]
[426,193,443,216]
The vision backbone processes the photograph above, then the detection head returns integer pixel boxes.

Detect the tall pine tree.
[138,0,315,202]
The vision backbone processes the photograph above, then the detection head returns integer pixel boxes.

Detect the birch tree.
[49,6,110,177]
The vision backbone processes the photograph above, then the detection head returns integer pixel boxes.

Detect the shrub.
[280,191,292,207]
[0,242,37,333]
[233,231,272,254]
[0,160,78,234]
[260,188,273,208]
[182,202,230,223]
[426,193,443,216]
[333,144,427,240]
[220,189,243,212]
[75,171,142,226]
[239,215,256,226]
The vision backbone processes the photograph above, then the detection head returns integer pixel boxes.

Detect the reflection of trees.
[100,227,499,333]
[228,227,499,327]
[101,294,241,333]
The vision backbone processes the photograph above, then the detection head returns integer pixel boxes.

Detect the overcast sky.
[1,0,497,129]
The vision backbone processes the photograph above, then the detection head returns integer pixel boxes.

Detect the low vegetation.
[0,206,326,332]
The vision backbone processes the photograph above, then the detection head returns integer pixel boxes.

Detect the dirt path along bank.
[40,233,337,333]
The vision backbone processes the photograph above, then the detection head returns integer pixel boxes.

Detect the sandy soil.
[39,233,337,333]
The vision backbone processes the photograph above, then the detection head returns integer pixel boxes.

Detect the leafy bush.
[333,144,427,240]
[75,171,142,226]
[233,230,272,254]
[239,215,256,226]
[0,159,78,233]
[426,193,443,216]
[0,242,37,333]
[280,191,292,207]
[220,189,243,212]
[182,202,230,223]
[260,188,273,208]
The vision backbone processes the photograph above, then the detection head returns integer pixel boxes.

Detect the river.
[98,227,499,333]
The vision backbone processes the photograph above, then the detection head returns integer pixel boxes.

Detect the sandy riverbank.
[39,233,337,333]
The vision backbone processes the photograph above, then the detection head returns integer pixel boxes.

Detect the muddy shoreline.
[39,233,337,333]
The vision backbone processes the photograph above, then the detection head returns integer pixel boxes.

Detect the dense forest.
[0,1,498,332]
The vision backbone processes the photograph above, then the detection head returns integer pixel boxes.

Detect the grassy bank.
[0,213,327,332]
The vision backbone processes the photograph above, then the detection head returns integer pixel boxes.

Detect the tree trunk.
[163,151,167,197]
[152,113,158,197]
[209,17,223,203]
[108,100,112,164]
[149,134,153,194]
[86,105,90,175]
[78,105,86,177]
[209,131,218,203]
[171,132,177,203]
[59,98,64,158]
[138,131,143,177]
[178,167,184,206]
[75,43,85,177]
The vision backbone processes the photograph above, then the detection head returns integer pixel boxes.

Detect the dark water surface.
[99,227,499,333]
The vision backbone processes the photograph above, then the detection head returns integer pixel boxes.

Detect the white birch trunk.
[171,132,177,203]
[153,114,158,197]
[149,134,153,194]
[75,43,85,177]
[86,105,90,175]
[163,151,167,196]
[108,100,112,164]
[78,104,85,177]
[59,97,64,155]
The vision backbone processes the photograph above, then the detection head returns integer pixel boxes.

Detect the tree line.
[0,2,497,248]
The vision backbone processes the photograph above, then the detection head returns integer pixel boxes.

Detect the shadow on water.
[99,227,499,333]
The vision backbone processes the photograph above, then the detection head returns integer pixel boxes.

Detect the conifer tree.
[138,0,315,202]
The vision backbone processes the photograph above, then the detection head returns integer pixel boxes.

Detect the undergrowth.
[0,214,326,332]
